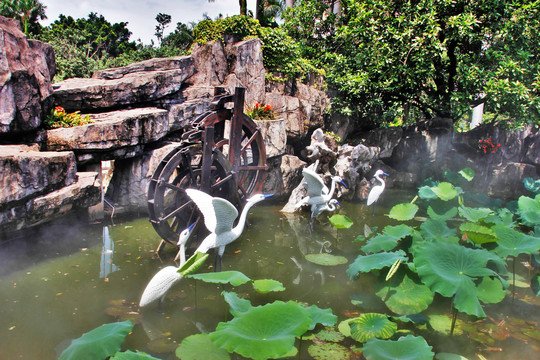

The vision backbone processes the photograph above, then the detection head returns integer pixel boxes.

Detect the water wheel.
[147,87,267,246]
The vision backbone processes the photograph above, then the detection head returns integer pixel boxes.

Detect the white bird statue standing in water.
[187,188,273,272]
[139,223,196,308]
[367,169,389,216]
[311,199,342,222]
[295,168,346,224]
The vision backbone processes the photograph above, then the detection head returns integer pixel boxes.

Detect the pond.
[0,189,539,360]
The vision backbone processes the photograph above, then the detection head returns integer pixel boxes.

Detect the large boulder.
[53,56,195,111]
[45,107,169,163]
[0,16,55,134]
[0,145,77,208]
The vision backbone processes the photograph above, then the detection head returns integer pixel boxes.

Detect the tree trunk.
[239,0,247,15]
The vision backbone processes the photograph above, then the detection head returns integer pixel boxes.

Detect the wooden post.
[230,87,245,173]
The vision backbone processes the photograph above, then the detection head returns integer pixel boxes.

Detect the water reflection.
[100,226,119,279]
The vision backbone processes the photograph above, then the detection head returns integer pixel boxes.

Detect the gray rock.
[263,155,306,201]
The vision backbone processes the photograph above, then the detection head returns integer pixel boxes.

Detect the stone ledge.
[45,107,169,162]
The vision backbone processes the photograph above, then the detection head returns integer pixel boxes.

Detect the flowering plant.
[45,106,93,129]
[245,103,277,120]
[478,138,501,154]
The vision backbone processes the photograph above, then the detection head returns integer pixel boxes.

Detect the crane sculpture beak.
[336,201,343,207]
[383,172,389,177]
[340,180,348,189]
[187,222,196,232]
[263,194,274,199]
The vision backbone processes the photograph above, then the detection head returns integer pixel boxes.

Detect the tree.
[0,0,46,35]
[162,21,194,52]
[155,13,171,46]
[284,0,540,128]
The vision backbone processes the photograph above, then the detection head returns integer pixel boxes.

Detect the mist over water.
[0,189,538,359]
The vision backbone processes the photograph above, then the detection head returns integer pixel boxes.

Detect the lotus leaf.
[517,195,540,226]
[458,206,493,222]
[375,272,434,315]
[59,320,134,360]
[252,279,285,293]
[523,177,540,194]
[176,334,230,360]
[305,253,348,266]
[444,170,464,184]
[349,313,397,342]
[337,318,354,337]
[210,301,311,360]
[187,270,251,286]
[347,250,408,279]
[420,219,458,243]
[476,277,506,304]
[427,206,458,221]
[222,291,252,316]
[414,241,505,317]
[484,208,515,227]
[459,223,497,244]
[361,225,413,253]
[110,350,161,359]
[305,305,338,330]
[308,343,351,360]
[492,224,540,258]
[428,314,464,335]
[418,186,437,200]
[431,182,458,201]
[388,203,419,221]
[435,353,470,360]
[532,274,540,296]
[458,168,475,182]
[328,214,354,229]
[178,252,209,276]
[363,335,434,360]
[314,326,345,342]
[390,314,427,324]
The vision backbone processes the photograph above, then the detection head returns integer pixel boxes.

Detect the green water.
[0,190,538,359]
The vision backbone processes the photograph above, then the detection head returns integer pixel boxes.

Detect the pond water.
[0,189,538,360]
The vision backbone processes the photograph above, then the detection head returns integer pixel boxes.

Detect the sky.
[40,0,257,45]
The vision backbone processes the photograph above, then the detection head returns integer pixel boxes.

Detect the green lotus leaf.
[459,223,497,244]
[308,343,351,360]
[418,186,437,200]
[349,313,397,342]
[390,314,427,325]
[532,274,540,296]
[459,168,475,182]
[458,206,493,222]
[110,351,162,359]
[178,252,210,276]
[187,270,251,286]
[305,305,338,330]
[427,205,458,221]
[363,335,434,360]
[428,314,464,335]
[420,219,458,243]
[375,272,434,315]
[337,318,354,337]
[444,170,463,184]
[484,208,515,227]
[414,241,505,317]
[222,291,252,316]
[305,253,348,266]
[362,225,413,253]
[59,320,134,360]
[431,182,458,201]
[210,301,311,360]
[388,203,419,221]
[435,353,470,360]
[492,224,540,258]
[328,214,354,229]
[476,277,506,304]
[523,177,540,194]
[176,334,230,360]
[347,250,408,279]
[517,195,540,226]
[314,326,345,342]
[253,279,286,293]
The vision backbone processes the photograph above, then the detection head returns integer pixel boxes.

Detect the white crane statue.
[186,188,273,272]
[367,169,389,216]
[139,223,196,308]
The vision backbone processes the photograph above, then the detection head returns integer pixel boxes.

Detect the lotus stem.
[512,255,516,302]
[410,195,418,204]
[450,306,458,336]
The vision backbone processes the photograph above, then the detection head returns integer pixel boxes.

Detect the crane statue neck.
[375,173,385,187]
[232,200,258,237]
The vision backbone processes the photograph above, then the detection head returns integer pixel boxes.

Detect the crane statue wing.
[185,189,238,235]
[302,168,327,197]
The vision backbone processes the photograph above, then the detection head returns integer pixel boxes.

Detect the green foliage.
[252,279,286,293]
[363,335,434,360]
[245,102,277,120]
[186,270,251,286]
[388,203,419,221]
[305,253,348,266]
[328,214,354,229]
[178,252,209,276]
[175,334,230,360]
[45,106,93,129]
[193,15,260,44]
[59,320,134,360]
[349,313,397,342]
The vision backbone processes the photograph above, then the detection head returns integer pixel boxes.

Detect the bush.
[45,106,93,129]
